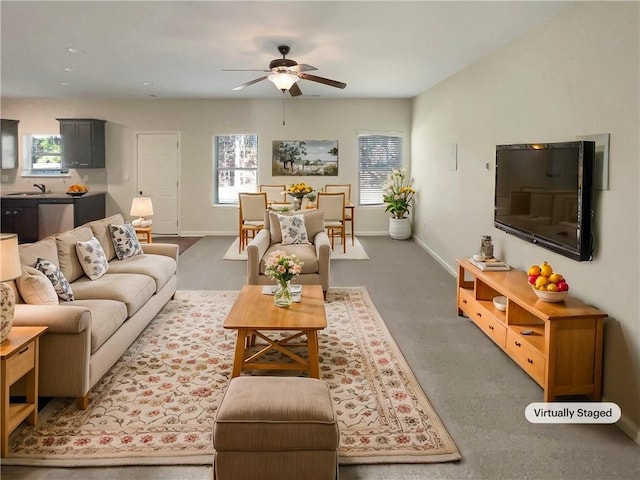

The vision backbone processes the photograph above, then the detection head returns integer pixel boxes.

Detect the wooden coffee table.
[223,285,327,378]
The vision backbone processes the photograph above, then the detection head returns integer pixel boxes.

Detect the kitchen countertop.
[1,191,106,202]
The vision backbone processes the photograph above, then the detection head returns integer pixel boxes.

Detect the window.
[23,134,65,174]
[214,134,258,204]
[358,133,403,205]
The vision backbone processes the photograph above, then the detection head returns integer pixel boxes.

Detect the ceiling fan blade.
[289,83,303,97]
[232,76,268,91]
[223,69,271,72]
[298,73,346,89]
[288,63,318,73]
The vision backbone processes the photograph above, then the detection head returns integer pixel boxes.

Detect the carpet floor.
[151,236,202,255]
[5,288,459,467]
[223,237,370,261]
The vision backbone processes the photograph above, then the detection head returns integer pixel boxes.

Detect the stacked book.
[469,258,511,271]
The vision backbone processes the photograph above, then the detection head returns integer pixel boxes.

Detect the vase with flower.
[264,250,304,307]
[382,168,416,240]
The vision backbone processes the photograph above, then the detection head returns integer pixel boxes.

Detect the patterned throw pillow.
[17,266,59,305]
[75,236,109,280]
[108,223,143,260]
[278,214,310,245]
[35,258,74,301]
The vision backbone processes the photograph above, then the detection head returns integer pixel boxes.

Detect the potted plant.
[382,168,416,240]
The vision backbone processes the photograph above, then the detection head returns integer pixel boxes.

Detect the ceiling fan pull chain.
[282,93,286,126]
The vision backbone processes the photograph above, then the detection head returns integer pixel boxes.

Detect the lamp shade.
[268,73,299,91]
[0,233,22,282]
[130,197,154,217]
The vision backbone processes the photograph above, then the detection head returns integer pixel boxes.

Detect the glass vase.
[274,280,292,308]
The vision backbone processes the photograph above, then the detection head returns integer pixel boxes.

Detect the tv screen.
[494,141,595,261]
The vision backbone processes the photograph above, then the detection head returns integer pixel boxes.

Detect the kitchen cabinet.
[57,119,105,169]
[1,119,20,170]
[1,198,39,243]
[1,193,105,243]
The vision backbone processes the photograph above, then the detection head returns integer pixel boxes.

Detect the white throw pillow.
[76,236,109,280]
[278,213,310,245]
[109,223,143,260]
[16,266,58,305]
[35,258,74,301]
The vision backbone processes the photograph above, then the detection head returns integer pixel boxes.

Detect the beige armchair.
[246,209,331,298]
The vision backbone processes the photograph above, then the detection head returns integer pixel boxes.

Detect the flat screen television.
[494,141,595,261]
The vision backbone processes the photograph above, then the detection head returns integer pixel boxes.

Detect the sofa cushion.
[19,236,58,268]
[56,226,94,283]
[87,214,124,261]
[260,244,319,275]
[109,223,143,260]
[278,214,310,245]
[76,236,109,280]
[68,299,128,353]
[16,266,59,305]
[71,273,156,317]
[268,209,324,244]
[106,254,176,292]
[35,258,74,301]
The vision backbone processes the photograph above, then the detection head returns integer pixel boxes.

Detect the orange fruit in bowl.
[540,262,553,277]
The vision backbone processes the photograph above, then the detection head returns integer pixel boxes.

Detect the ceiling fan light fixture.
[268,72,298,91]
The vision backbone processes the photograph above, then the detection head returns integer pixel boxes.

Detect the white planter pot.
[389,217,411,240]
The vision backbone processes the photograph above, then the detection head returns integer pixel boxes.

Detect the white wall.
[1,98,411,234]
[411,2,640,440]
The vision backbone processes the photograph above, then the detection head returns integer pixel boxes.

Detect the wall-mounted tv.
[494,141,595,261]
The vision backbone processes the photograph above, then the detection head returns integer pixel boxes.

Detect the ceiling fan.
[225,45,346,96]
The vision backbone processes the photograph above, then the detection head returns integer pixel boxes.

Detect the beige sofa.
[11,214,178,409]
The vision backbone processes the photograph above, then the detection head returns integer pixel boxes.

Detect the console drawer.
[506,330,545,386]
[474,308,506,348]
[6,340,35,385]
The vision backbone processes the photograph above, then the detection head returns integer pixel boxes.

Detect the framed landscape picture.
[272,140,338,176]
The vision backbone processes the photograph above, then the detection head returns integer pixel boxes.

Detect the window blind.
[358,134,403,205]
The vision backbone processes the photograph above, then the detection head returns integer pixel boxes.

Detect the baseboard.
[412,236,457,277]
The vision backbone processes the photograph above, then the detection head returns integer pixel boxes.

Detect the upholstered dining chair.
[258,184,287,204]
[238,192,268,253]
[324,184,354,245]
[316,191,346,253]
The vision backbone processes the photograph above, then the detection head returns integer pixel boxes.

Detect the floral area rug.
[5,288,460,467]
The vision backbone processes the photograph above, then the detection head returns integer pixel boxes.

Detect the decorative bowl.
[66,191,87,197]
[531,286,568,303]
[492,295,507,311]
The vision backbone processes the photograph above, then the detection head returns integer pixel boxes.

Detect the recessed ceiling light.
[63,67,74,73]
[142,82,154,87]
[67,47,86,54]
[59,81,72,86]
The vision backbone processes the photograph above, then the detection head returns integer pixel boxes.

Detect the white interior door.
[136,133,179,235]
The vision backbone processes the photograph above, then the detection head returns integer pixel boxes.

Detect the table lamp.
[130,197,154,228]
[1,233,22,343]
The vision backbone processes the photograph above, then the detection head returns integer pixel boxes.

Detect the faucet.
[33,183,46,193]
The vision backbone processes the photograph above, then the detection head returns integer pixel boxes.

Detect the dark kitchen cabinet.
[1,119,20,170]
[57,119,106,169]
[1,198,39,243]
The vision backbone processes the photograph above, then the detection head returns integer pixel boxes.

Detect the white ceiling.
[1,1,570,100]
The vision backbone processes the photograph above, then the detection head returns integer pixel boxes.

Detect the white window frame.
[358,132,404,205]
[214,134,258,205]
[22,134,68,176]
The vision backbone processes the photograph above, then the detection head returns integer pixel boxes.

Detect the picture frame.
[272,140,338,176]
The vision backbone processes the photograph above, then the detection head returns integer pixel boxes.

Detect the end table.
[1,326,47,457]
[135,226,153,243]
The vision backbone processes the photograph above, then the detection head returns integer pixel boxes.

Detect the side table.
[1,326,47,457]
[135,226,153,243]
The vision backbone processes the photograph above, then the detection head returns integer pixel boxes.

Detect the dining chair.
[259,184,287,204]
[316,192,346,253]
[324,184,354,245]
[238,192,268,253]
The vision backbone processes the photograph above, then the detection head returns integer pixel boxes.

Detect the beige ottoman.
[213,376,340,480]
